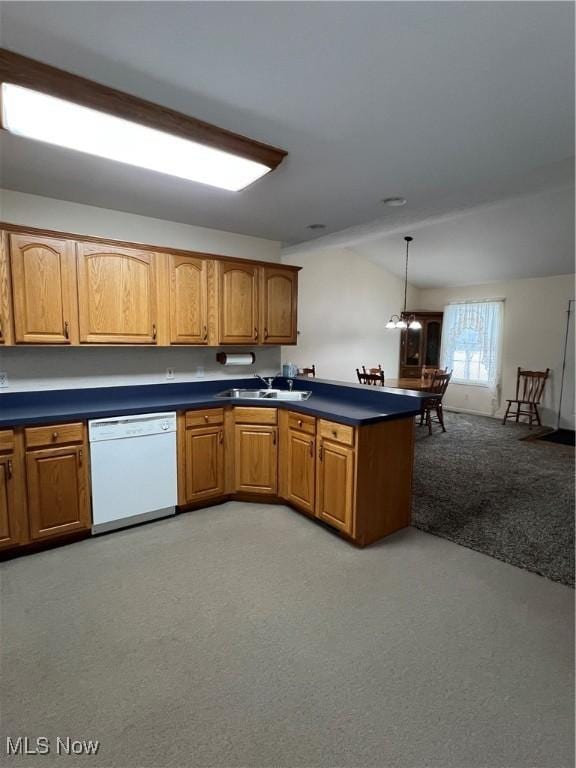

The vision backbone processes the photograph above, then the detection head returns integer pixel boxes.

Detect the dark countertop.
[0,377,426,428]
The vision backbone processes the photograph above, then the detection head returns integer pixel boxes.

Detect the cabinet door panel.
[10,234,77,344]
[287,429,315,514]
[184,426,224,502]
[77,244,158,343]
[218,262,259,344]
[169,255,208,344]
[317,440,354,534]
[0,232,14,345]
[0,454,28,550]
[234,425,277,494]
[26,446,90,540]
[262,267,297,344]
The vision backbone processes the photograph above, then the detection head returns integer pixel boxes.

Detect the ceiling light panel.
[1,83,271,191]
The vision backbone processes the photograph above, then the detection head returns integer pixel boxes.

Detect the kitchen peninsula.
[0,377,424,554]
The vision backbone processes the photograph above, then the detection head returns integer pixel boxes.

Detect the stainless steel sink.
[215,388,311,401]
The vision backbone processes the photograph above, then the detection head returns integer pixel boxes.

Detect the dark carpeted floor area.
[412,412,575,586]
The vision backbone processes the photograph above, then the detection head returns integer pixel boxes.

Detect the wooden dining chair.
[502,367,550,428]
[421,366,446,381]
[356,365,385,386]
[297,365,316,378]
[419,371,452,435]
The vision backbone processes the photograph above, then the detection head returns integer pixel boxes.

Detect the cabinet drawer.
[234,407,277,425]
[185,408,224,428]
[318,419,355,447]
[25,423,84,449]
[287,412,316,435]
[0,430,15,453]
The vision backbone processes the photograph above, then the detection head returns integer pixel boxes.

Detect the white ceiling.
[0,1,574,247]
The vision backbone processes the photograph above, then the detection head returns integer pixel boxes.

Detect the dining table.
[384,378,434,392]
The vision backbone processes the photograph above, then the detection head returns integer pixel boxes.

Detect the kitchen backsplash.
[0,346,282,392]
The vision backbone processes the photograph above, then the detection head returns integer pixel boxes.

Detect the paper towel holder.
[216,352,256,366]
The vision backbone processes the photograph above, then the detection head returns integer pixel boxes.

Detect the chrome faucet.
[254,373,284,389]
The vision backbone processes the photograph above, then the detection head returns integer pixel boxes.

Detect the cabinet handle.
[319,445,323,462]
[332,429,338,438]
[78,449,83,466]
[64,321,69,339]
[204,415,209,422]
[264,327,269,340]
[6,459,12,479]
[254,327,259,341]
[219,430,224,444]
[52,431,59,441]
[0,318,3,339]
[152,324,157,341]
[298,420,303,427]
[203,325,208,341]
[272,430,277,446]
[309,440,314,458]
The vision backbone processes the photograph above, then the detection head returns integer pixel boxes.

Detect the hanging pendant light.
[386,236,422,330]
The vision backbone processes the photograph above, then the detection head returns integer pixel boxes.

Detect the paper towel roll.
[216,353,256,366]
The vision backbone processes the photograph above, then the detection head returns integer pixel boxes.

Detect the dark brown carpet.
[412,412,575,586]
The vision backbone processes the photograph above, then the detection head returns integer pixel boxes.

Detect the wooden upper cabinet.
[0,233,14,345]
[261,267,297,344]
[9,234,78,344]
[77,243,158,344]
[218,261,259,344]
[168,254,209,344]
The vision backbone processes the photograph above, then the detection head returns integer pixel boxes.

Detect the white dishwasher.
[89,412,177,534]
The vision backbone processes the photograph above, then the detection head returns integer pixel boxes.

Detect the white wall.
[417,274,576,427]
[281,246,417,383]
[0,189,281,261]
[0,190,283,392]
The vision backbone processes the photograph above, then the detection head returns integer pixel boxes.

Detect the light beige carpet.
[1,503,574,767]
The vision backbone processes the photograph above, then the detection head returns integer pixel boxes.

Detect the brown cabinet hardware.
[78,449,83,466]
[254,327,258,341]
[203,325,208,341]
[319,445,323,462]
[64,321,69,339]
[309,440,314,458]
[52,432,59,441]
[6,459,12,479]
[152,324,157,341]
[264,327,269,340]
[219,430,224,444]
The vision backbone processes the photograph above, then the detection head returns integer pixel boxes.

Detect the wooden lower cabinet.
[183,425,225,503]
[0,431,28,550]
[285,427,316,514]
[316,437,355,535]
[25,426,91,541]
[234,425,278,495]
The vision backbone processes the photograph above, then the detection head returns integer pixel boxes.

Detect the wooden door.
[10,233,78,344]
[26,445,90,540]
[218,262,259,344]
[169,254,209,344]
[286,428,315,513]
[77,243,158,343]
[0,451,28,550]
[261,267,297,344]
[316,439,354,534]
[234,424,277,494]
[184,426,224,502]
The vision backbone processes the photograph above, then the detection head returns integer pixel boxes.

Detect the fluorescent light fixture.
[1,83,271,191]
